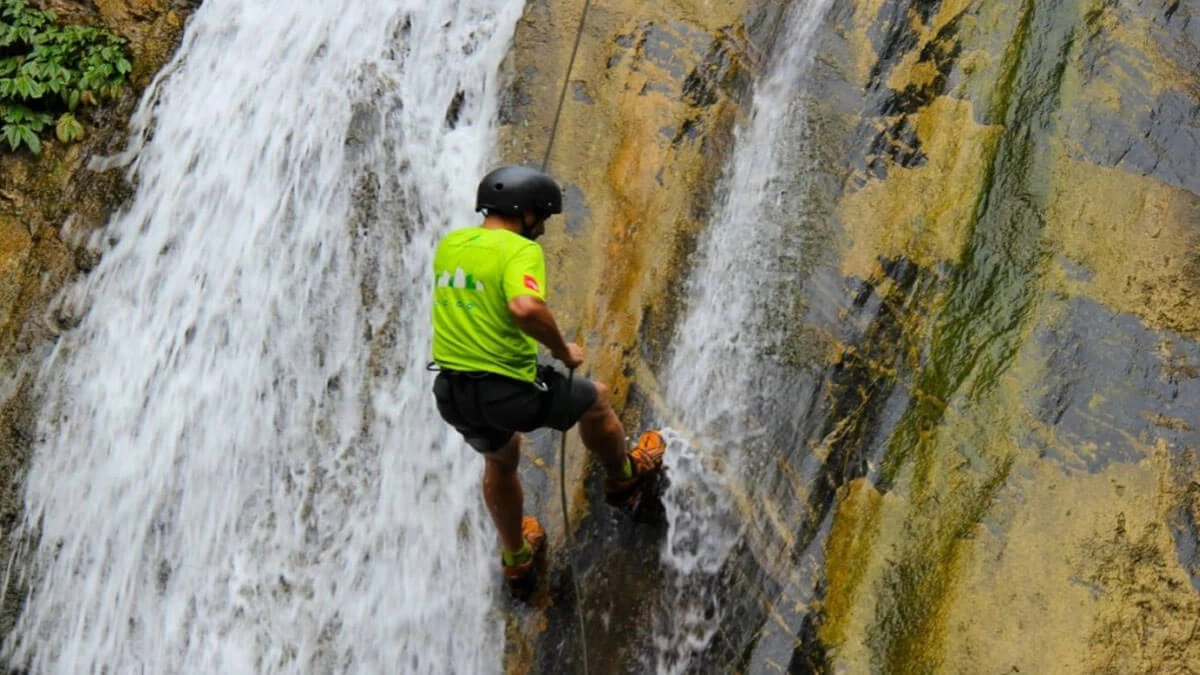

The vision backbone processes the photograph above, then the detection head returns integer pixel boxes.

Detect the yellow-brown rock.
[808,1,1200,673]
[501,0,756,418]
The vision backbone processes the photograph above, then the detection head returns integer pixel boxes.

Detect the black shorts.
[432,365,599,453]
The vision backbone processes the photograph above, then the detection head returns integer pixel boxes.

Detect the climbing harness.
[543,1,593,673]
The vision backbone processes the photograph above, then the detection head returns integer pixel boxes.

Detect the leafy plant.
[0,0,132,153]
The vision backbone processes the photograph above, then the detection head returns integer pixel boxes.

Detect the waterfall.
[652,0,836,670]
[4,1,525,673]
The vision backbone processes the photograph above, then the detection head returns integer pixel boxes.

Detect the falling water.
[652,0,836,670]
[3,1,524,673]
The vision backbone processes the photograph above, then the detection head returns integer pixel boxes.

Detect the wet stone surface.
[1029,294,1200,593]
[635,21,714,82]
[1030,297,1200,474]
[1064,0,1200,196]
[1173,446,1200,592]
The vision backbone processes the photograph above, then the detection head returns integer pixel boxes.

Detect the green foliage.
[55,110,82,142]
[0,0,131,153]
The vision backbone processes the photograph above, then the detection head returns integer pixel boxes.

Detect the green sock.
[502,541,532,567]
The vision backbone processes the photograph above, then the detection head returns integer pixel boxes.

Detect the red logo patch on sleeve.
[523,274,541,292]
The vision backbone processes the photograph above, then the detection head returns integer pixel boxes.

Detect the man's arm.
[508,295,583,368]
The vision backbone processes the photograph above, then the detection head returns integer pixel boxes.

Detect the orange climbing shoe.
[502,516,546,600]
[604,430,667,511]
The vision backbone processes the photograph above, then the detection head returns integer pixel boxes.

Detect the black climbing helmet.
[475,166,563,220]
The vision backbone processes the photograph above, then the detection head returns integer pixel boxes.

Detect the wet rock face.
[798,0,1200,673]
[497,0,762,420]
[0,0,193,361]
[489,0,1200,671]
[1065,1,1200,196]
[495,2,768,671]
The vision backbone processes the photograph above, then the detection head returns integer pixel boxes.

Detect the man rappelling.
[430,165,665,597]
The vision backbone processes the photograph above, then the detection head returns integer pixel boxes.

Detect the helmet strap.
[519,212,543,241]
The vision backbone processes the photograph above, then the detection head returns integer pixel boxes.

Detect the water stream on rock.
[651,0,836,670]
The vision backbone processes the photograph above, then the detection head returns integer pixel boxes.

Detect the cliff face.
[502,0,1200,672]
[0,0,188,366]
[0,0,1196,672]
[498,0,765,419]
[494,3,768,669]
[807,2,1200,672]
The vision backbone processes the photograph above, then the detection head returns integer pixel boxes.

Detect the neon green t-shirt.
[431,227,547,382]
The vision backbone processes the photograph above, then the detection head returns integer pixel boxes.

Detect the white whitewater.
[4,1,524,673]
[653,0,836,670]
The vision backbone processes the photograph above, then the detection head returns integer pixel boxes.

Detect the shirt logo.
[523,275,541,292]
[436,268,485,292]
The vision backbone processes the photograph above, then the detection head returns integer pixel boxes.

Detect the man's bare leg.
[576,381,629,477]
[482,433,525,554]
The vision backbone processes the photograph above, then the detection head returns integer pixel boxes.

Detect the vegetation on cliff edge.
[0,0,130,153]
